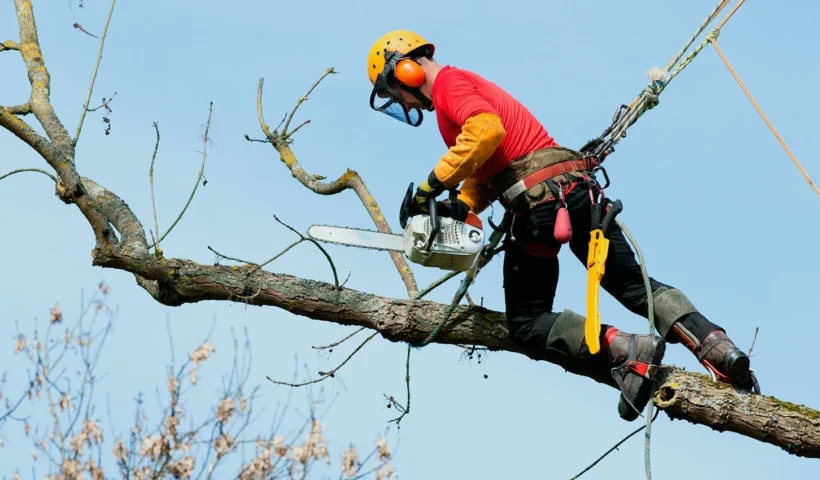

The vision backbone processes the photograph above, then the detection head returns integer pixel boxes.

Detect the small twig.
[417,271,460,299]
[312,327,366,350]
[388,345,412,426]
[287,119,310,138]
[233,285,263,305]
[0,168,57,183]
[151,102,213,248]
[243,134,272,144]
[87,92,117,112]
[74,0,117,146]
[281,68,336,139]
[72,23,99,38]
[748,327,760,356]
[272,214,340,289]
[266,331,377,387]
[383,394,406,413]
[207,246,258,266]
[0,40,19,51]
[149,121,161,253]
[568,408,660,480]
[465,292,476,307]
[250,239,303,273]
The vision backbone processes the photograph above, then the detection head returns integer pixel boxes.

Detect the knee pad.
[651,287,699,338]
[544,309,587,363]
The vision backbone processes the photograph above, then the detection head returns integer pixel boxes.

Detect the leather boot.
[669,323,760,393]
[542,311,665,421]
[601,327,666,421]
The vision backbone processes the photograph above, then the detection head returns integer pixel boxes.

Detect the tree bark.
[654,367,820,458]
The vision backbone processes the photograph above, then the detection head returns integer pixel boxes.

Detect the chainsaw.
[308,183,487,272]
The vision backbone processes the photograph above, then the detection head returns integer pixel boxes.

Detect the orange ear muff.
[395,58,426,88]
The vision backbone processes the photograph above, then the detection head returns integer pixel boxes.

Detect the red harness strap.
[500,156,599,206]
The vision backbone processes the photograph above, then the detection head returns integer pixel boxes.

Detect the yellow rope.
[709,37,820,199]
[716,0,745,30]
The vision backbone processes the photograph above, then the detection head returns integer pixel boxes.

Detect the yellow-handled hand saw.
[585,199,623,354]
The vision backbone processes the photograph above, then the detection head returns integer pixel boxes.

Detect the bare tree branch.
[149,121,161,252]
[280,68,336,141]
[151,102,212,249]
[388,346,412,426]
[0,168,57,183]
[207,246,258,266]
[14,0,75,157]
[2,104,32,115]
[266,332,378,388]
[74,0,117,145]
[72,23,99,39]
[255,75,418,297]
[312,327,366,350]
[0,108,115,247]
[1,40,19,51]
[271,214,340,289]
[86,91,117,112]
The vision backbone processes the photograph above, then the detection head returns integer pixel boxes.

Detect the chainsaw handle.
[425,195,440,252]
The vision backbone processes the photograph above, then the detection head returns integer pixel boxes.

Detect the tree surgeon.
[366,30,760,420]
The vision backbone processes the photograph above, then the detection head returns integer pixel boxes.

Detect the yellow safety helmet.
[367,30,435,126]
[367,30,435,85]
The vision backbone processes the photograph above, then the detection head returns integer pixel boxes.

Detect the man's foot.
[602,327,666,421]
[670,325,761,393]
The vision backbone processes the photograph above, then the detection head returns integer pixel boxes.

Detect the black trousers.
[502,183,720,360]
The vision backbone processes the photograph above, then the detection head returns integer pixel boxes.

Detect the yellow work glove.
[411,171,445,214]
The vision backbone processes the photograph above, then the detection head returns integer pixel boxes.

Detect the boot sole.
[618,336,666,421]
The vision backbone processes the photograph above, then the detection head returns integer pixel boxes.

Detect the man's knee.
[506,309,588,365]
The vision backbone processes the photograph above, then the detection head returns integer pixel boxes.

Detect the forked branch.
[255,73,418,297]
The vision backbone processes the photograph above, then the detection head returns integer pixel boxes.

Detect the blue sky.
[2,0,820,478]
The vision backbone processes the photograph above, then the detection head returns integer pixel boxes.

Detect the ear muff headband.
[395,58,425,88]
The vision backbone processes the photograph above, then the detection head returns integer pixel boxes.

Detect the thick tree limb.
[14,0,75,158]
[654,367,820,458]
[84,229,820,458]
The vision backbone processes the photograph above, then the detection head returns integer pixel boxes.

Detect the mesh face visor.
[369,84,423,126]
[369,51,424,127]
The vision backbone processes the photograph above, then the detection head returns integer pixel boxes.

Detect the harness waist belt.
[500,157,599,206]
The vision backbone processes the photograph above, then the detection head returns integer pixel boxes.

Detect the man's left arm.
[414,73,506,211]
[433,111,506,188]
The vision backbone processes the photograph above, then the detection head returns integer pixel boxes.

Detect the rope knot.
[707,28,720,42]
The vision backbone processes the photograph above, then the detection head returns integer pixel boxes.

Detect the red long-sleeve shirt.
[432,66,557,196]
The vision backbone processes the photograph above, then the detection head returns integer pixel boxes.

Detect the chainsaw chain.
[306,224,403,252]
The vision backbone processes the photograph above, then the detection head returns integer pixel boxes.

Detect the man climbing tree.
[366,29,760,421]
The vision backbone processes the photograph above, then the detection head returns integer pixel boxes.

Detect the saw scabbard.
[585,199,623,354]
